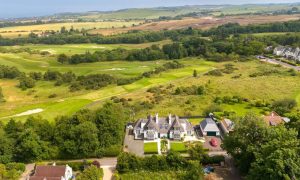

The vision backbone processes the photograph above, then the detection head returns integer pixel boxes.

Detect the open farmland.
[0,21,143,38]
[89,14,300,35]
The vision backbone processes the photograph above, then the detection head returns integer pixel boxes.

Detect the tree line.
[0,102,128,163]
[0,61,184,92]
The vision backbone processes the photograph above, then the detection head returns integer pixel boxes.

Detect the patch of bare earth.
[89,14,300,36]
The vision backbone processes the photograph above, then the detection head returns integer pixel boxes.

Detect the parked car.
[203,166,215,174]
[210,138,218,147]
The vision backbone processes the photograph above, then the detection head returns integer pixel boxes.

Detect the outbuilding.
[200,117,220,136]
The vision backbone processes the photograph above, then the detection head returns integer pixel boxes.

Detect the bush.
[5,163,26,172]
[205,69,223,76]
[272,98,297,114]
[48,94,57,98]
[202,155,225,165]
[19,77,35,90]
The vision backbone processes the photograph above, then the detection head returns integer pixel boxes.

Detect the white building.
[133,114,194,140]
[199,117,220,136]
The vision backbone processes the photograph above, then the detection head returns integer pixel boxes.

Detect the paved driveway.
[123,129,144,156]
[203,136,223,151]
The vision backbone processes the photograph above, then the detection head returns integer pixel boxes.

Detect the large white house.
[133,114,194,140]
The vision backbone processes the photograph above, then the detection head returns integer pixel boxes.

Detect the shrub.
[202,155,225,165]
[48,94,57,98]
[205,69,223,76]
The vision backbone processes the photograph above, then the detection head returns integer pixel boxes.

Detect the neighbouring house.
[199,117,220,136]
[133,113,194,140]
[219,118,234,134]
[273,46,300,62]
[28,164,72,180]
[263,111,290,126]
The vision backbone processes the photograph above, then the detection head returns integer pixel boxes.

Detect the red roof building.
[28,165,72,180]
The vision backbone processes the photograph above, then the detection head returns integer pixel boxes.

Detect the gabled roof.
[133,114,193,134]
[221,118,234,132]
[264,111,284,126]
[144,117,159,131]
[200,118,220,132]
[29,165,67,180]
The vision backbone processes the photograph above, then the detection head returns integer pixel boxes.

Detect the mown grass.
[144,142,158,154]
[170,142,187,153]
[2,40,171,55]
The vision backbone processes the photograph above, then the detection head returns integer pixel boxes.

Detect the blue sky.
[0,0,299,18]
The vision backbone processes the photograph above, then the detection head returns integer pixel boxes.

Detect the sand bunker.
[14,108,44,117]
[106,68,125,71]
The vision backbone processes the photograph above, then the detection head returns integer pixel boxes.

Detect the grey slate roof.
[200,117,220,132]
[133,114,193,134]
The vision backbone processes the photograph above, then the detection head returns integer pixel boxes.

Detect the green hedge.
[202,155,225,165]
[53,161,92,171]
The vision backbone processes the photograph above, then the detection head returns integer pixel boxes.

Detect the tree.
[222,113,300,179]
[95,103,127,148]
[222,113,267,174]
[247,126,300,180]
[57,54,69,64]
[187,143,208,162]
[76,165,103,180]
[19,77,35,90]
[15,129,53,162]
[272,98,297,115]
[184,161,204,180]
[0,87,5,102]
[193,70,198,77]
[0,128,13,164]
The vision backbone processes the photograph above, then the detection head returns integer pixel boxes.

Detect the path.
[258,56,300,71]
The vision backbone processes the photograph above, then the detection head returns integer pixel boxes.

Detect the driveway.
[203,136,223,152]
[259,56,300,71]
[123,129,144,156]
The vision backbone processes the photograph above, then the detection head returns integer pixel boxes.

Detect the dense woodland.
[0,102,128,163]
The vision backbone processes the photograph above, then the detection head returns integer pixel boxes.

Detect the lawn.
[170,142,187,153]
[144,142,158,154]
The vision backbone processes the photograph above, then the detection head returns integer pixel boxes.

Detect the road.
[258,56,300,71]
[21,157,117,180]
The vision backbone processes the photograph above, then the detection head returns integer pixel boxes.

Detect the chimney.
[155,113,159,124]
[168,113,172,125]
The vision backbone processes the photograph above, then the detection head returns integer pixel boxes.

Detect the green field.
[1,40,171,55]
[144,142,158,154]
[170,142,187,153]
[0,53,215,122]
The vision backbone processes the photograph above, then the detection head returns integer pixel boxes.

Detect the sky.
[0,0,299,18]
